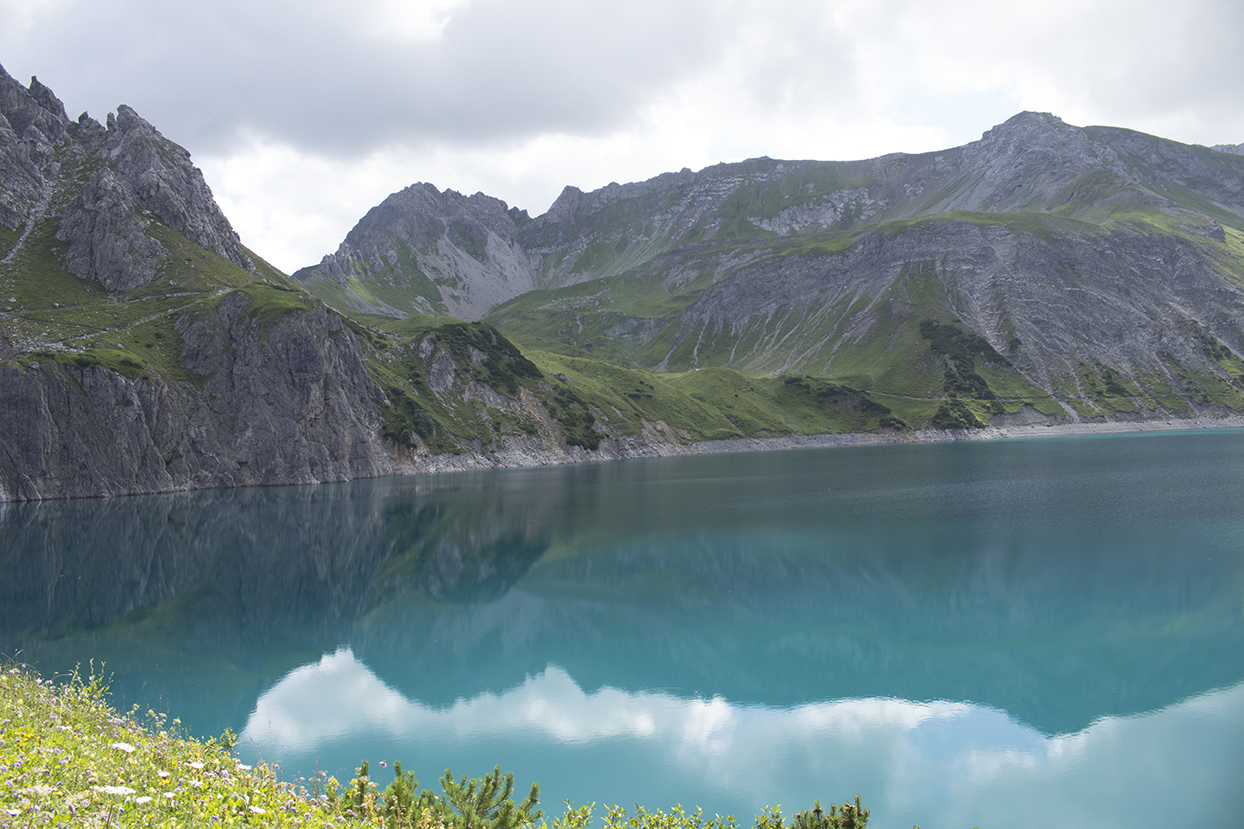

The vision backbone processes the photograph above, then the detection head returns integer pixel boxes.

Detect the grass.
[1,663,874,829]
[0,210,341,390]
[0,662,367,827]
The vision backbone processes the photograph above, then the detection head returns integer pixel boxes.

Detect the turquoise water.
[4,430,1244,827]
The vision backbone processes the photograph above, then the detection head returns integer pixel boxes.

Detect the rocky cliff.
[0,68,400,502]
[1,67,253,289]
[0,294,392,501]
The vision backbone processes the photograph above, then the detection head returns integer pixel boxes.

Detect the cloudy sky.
[3,0,1241,272]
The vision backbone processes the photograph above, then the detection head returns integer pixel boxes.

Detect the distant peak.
[973,112,1085,155]
[546,185,585,217]
[982,112,1070,139]
[1005,111,1064,126]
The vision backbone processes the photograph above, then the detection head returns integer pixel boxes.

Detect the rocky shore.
[386,413,1244,477]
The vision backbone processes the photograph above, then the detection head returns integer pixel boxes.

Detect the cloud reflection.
[241,649,1244,828]
[242,648,969,752]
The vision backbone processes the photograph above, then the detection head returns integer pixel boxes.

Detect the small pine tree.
[440,765,543,829]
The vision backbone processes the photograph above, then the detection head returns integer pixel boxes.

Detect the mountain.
[5,64,1244,502]
[298,112,1244,428]
[3,68,799,502]
[0,66,406,500]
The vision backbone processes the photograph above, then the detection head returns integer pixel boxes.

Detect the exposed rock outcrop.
[293,183,535,319]
[0,297,390,501]
[0,64,253,287]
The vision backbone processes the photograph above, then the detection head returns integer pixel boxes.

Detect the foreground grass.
[1,663,375,827]
[1,664,878,829]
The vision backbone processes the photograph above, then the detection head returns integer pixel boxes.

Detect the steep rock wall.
[0,298,391,501]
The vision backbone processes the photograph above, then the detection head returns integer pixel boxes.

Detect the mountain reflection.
[239,650,1244,829]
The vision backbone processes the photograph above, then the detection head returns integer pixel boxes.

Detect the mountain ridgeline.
[3,63,1244,501]
[296,111,1244,429]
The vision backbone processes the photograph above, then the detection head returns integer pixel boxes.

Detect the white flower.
[163,792,176,800]
[135,796,153,804]
[250,805,266,814]
[157,771,170,779]
[110,742,135,754]
[187,761,204,770]
[19,785,54,796]
[92,785,136,796]
[236,763,252,771]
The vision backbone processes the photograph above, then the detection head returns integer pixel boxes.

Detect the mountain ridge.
[293,111,1244,324]
[292,109,1244,428]
[4,65,1244,502]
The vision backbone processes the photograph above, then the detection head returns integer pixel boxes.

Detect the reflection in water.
[0,477,555,735]
[240,650,1244,829]
[4,430,1244,827]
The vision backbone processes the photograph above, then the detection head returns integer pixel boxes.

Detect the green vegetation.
[0,213,328,387]
[929,398,987,429]
[0,663,881,829]
[919,318,1006,400]
[876,210,1108,242]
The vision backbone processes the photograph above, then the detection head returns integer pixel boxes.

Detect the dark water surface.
[5,430,1244,828]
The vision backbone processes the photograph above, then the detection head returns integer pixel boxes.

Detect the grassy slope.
[0,212,316,385]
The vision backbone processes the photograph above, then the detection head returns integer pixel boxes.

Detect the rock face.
[0,65,253,288]
[0,68,415,502]
[0,297,391,502]
[650,219,1244,379]
[293,183,536,320]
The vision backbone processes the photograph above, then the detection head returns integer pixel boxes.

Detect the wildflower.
[237,763,252,771]
[111,742,135,753]
[136,796,153,804]
[250,805,266,814]
[93,785,136,796]
[163,792,176,800]
[188,761,204,770]
[158,770,171,779]
[19,785,54,796]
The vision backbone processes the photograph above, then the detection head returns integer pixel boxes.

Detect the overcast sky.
[4,0,1242,272]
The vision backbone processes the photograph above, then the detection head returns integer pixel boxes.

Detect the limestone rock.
[0,297,391,502]
[293,182,536,320]
[57,166,164,291]
[0,62,252,288]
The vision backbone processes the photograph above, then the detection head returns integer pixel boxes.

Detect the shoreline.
[396,413,1244,477]
[6,414,1244,502]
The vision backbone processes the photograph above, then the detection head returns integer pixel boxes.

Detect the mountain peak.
[977,111,1077,146]
[2,69,253,290]
[0,64,70,143]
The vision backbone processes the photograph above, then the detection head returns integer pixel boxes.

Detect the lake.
[4,429,1244,828]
